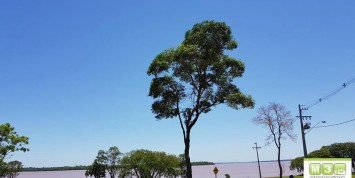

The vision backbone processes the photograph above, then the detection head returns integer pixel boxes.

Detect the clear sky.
[1,1,354,167]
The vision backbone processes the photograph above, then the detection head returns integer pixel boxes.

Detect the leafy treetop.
[147,20,254,178]
[147,20,254,126]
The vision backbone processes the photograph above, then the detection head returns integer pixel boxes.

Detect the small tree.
[6,160,22,178]
[0,160,23,178]
[147,20,254,178]
[96,146,122,178]
[85,159,106,178]
[253,103,296,178]
[0,161,9,178]
[289,156,304,174]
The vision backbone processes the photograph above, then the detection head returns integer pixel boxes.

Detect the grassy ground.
[268,176,355,178]
[267,176,302,178]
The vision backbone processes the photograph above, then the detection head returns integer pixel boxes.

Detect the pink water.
[18,161,298,178]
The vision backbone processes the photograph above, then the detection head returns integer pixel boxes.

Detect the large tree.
[147,20,254,178]
[0,123,29,177]
[253,103,296,178]
[96,146,122,178]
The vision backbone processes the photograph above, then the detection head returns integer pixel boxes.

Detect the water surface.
[18,160,298,178]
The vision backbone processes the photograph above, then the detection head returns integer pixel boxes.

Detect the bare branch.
[253,103,295,148]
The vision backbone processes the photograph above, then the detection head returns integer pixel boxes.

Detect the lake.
[18,160,298,178]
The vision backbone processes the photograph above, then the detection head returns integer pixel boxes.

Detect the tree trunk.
[277,147,282,178]
[184,131,192,178]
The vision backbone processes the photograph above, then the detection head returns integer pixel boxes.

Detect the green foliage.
[96,146,122,178]
[85,159,106,178]
[266,176,303,178]
[147,20,254,121]
[290,147,333,173]
[225,174,231,178]
[119,149,181,178]
[178,154,187,178]
[0,123,29,177]
[289,157,304,173]
[0,123,29,162]
[0,161,8,178]
[290,142,355,173]
[6,160,22,178]
[147,20,254,178]
[307,147,333,158]
[327,142,355,172]
[327,142,355,161]
[191,161,214,166]
[0,160,22,178]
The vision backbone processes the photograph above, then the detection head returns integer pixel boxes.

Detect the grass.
[267,176,302,178]
[267,175,355,178]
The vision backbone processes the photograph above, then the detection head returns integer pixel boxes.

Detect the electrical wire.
[306,75,355,109]
[316,118,355,128]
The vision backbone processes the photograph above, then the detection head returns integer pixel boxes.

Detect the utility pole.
[253,142,262,178]
[298,104,308,157]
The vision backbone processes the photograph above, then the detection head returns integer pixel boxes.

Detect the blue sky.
[1,1,354,167]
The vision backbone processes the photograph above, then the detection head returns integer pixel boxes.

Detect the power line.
[316,118,355,128]
[306,75,355,109]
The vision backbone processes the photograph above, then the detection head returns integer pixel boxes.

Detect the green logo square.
[334,163,346,175]
[310,163,321,175]
[322,163,334,175]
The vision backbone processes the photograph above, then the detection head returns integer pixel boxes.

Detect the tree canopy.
[96,146,122,178]
[5,160,22,178]
[290,142,355,173]
[85,159,106,178]
[327,142,355,161]
[147,20,254,178]
[119,149,181,178]
[0,123,29,162]
[0,123,29,178]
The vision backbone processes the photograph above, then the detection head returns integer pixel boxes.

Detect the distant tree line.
[21,161,212,172]
[190,161,214,166]
[22,165,89,172]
